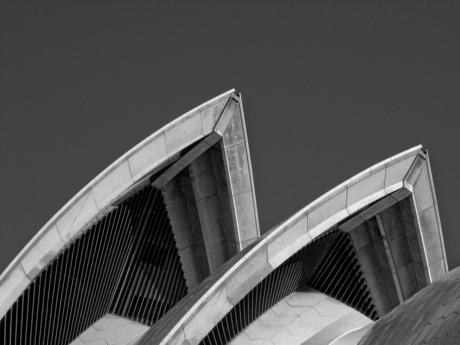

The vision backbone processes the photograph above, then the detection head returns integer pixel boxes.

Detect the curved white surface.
[0,89,236,318]
[153,144,446,345]
[229,287,371,345]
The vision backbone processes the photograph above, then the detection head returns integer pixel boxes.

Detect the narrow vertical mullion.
[73,229,94,337]
[69,235,88,342]
[110,191,146,313]
[109,197,140,313]
[55,252,68,345]
[82,213,113,328]
[127,190,162,316]
[79,222,103,331]
[310,234,342,287]
[130,205,161,320]
[62,243,77,345]
[48,259,59,345]
[320,240,349,292]
[118,188,157,315]
[105,205,135,314]
[137,204,169,321]
[155,235,179,320]
[97,206,129,317]
[45,262,56,345]
[87,219,110,327]
[38,270,47,345]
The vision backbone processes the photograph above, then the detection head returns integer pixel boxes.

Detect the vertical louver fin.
[109,187,188,325]
[0,185,188,344]
[200,229,377,345]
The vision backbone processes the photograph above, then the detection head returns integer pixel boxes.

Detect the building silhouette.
[0,90,457,344]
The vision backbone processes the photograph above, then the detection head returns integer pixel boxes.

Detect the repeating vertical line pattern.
[200,229,378,345]
[0,186,188,344]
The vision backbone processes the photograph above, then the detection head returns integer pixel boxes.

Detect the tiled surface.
[229,287,372,345]
[70,314,149,345]
[359,266,460,345]
[358,265,460,345]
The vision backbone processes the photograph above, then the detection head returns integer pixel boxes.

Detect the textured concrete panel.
[379,204,406,244]
[191,167,218,201]
[195,244,211,279]
[207,241,230,273]
[424,235,444,266]
[381,267,400,307]
[348,223,371,251]
[0,265,31,318]
[226,245,272,305]
[219,194,238,243]
[225,143,252,195]
[186,198,205,246]
[429,258,446,281]
[166,199,195,250]
[356,243,380,277]
[267,216,308,265]
[390,187,411,201]
[56,189,99,242]
[21,224,65,280]
[211,146,230,196]
[308,190,347,231]
[197,195,227,246]
[384,155,416,188]
[214,99,238,136]
[364,269,392,315]
[128,134,168,181]
[390,237,412,271]
[178,246,204,289]
[189,149,215,177]
[92,160,133,209]
[418,205,440,240]
[405,154,426,186]
[234,190,258,242]
[339,215,365,233]
[165,111,203,156]
[358,196,397,221]
[397,264,418,300]
[183,287,233,345]
[223,105,245,148]
[418,206,443,264]
[374,243,390,269]
[347,169,386,211]
[201,98,228,135]
[413,165,434,214]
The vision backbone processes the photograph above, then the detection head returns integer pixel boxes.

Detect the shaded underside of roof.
[136,145,447,345]
[0,91,262,345]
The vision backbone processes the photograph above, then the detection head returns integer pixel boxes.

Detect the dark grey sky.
[1,1,460,274]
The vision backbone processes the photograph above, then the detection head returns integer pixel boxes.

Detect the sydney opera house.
[1,90,458,345]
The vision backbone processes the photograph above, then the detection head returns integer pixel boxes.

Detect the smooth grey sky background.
[1,1,460,274]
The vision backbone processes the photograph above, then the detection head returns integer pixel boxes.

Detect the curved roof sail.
[0,90,451,345]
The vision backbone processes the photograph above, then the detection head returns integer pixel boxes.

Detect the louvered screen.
[0,186,187,345]
[200,229,377,345]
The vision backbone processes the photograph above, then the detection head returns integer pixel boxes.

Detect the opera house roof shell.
[0,90,456,345]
